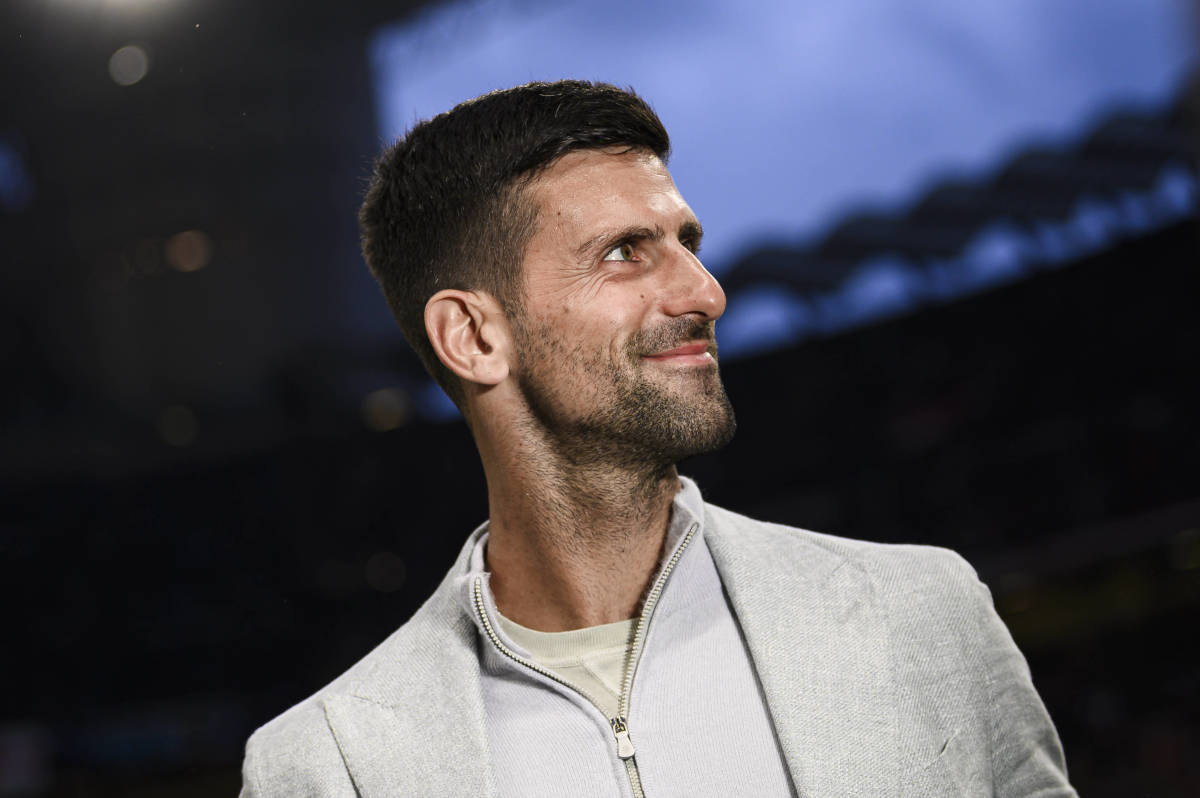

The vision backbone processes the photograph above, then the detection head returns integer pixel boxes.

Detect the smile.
[641,342,716,366]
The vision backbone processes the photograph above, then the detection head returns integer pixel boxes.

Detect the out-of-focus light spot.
[164,229,212,273]
[158,405,197,447]
[0,134,34,212]
[0,724,52,795]
[108,45,150,86]
[820,255,921,331]
[956,222,1033,290]
[1031,221,1084,265]
[361,387,411,431]
[1067,197,1120,251]
[1114,191,1156,234]
[365,551,407,592]
[1153,164,1198,217]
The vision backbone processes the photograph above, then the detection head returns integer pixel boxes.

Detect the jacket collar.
[704,503,902,798]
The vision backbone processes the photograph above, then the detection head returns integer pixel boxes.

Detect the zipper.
[616,522,699,718]
[471,578,609,710]
[473,521,700,798]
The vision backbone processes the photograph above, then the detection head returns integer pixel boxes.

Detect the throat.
[482,468,680,632]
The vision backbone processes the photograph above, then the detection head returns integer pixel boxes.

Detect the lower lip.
[642,351,715,367]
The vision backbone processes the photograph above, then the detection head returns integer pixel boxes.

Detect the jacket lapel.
[705,506,902,798]
[322,539,497,798]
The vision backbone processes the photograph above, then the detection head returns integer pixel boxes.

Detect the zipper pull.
[610,716,635,759]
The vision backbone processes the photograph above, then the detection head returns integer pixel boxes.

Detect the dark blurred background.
[2,0,1198,795]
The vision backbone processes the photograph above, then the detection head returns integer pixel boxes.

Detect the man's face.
[509,147,735,465]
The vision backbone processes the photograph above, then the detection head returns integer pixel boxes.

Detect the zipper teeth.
[472,577,610,712]
[625,758,646,798]
[618,521,699,717]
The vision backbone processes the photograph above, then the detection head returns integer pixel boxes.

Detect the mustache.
[629,318,718,357]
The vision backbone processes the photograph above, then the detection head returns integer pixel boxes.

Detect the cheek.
[542,303,635,356]
[525,281,653,367]
[521,310,600,369]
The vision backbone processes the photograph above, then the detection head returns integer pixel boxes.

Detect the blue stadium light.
[0,134,34,212]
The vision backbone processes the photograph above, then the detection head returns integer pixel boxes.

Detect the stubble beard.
[512,316,737,471]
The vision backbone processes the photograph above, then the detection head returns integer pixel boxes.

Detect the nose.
[659,246,727,321]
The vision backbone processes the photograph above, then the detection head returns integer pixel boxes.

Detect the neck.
[476,420,681,632]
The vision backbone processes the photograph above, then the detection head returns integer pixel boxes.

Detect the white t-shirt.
[496,613,635,720]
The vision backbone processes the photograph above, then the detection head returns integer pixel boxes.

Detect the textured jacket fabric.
[239,493,1077,797]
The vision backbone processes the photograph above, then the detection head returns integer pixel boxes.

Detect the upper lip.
[644,341,712,358]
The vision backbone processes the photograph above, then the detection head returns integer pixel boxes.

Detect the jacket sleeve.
[968,574,1078,797]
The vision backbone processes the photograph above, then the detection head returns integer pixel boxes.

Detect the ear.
[424,289,511,387]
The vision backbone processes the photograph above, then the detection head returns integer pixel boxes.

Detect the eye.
[602,243,638,262]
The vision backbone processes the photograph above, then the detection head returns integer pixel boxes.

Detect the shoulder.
[240,576,478,796]
[240,627,403,798]
[241,693,354,797]
[703,498,1075,794]
[701,499,993,651]
[702,499,982,594]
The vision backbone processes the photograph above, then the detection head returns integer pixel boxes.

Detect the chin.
[629,397,737,464]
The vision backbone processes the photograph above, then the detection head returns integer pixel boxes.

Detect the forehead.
[525,148,693,242]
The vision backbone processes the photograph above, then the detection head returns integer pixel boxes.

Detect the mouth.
[641,341,716,366]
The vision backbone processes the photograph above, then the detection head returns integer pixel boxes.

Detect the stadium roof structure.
[717,75,1199,359]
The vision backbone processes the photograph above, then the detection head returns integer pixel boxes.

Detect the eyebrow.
[574,219,705,260]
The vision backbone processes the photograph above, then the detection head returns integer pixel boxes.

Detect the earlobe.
[425,290,510,386]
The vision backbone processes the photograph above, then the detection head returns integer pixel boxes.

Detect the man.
[240,81,1075,797]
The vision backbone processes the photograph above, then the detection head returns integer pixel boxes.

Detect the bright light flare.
[108,44,149,86]
[165,230,212,272]
[361,388,412,431]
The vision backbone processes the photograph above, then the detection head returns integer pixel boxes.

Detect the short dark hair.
[358,80,671,403]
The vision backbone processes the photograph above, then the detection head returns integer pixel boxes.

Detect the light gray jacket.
[240,501,1076,797]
